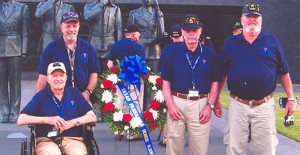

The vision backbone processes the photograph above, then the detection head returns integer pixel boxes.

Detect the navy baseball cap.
[232,21,243,30]
[169,25,182,38]
[181,14,202,30]
[61,11,79,24]
[242,2,262,16]
[124,24,140,33]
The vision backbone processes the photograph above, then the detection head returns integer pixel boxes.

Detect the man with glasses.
[18,62,96,155]
[218,2,296,154]
[160,14,222,155]
[36,11,101,104]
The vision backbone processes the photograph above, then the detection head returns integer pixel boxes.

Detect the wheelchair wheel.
[21,138,28,155]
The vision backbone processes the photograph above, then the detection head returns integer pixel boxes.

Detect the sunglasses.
[52,62,62,67]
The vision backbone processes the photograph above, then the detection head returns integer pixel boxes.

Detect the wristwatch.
[73,119,80,126]
[288,97,296,102]
[206,102,214,109]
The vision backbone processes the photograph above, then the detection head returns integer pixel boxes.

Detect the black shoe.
[127,137,143,142]
[159,141,166,147]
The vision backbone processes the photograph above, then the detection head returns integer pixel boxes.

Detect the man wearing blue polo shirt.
[161,14,222,155]
[219,2,297,155]
[18,62,96,154]
[36,11,101,103]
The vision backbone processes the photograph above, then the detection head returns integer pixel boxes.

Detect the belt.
[230,93,273,107]
[171,91,207,101]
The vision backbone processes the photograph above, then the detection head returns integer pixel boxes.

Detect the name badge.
[188,89,199,97]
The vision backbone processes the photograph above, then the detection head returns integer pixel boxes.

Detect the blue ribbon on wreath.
[118,55,149,92]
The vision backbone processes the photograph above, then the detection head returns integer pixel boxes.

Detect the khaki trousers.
[224,97,278,155]
[166,96,210,155]
[36,137,87,155]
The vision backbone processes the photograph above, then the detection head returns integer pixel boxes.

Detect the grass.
[219,91,300,142]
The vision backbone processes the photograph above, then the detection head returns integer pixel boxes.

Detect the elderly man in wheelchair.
[17,62,97,155]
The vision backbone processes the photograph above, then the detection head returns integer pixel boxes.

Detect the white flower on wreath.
[149,108,159,120]
[130,117,143,129]
[113,111,123,122]
[106,74,118,84]
[148,75,159,85]
[124,125,129,131]
[154,90,164,103]
[101,90,113,103]
[152,86,157,91]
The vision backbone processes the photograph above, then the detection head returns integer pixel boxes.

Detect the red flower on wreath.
[156,77,163,86]
[123,113,133,123]
[101,103,115,113]
[150,122,157,130]
[149,100,160,110]
[102,80,113,89]
[144,73,150,79]
[109,67,118,73]
[112,86,117,93]
[142,111,154,122]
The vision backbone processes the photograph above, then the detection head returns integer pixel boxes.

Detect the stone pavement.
[0,72,300,155]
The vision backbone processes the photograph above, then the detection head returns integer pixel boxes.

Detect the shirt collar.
[237,32,264,42]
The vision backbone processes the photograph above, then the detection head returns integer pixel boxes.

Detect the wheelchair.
[20,123,100,155]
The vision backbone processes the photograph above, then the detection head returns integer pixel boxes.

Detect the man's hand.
[43,116,67,131]
[59,120,76,133]
[199,105,212,124]
[213,100,223,118]
[82,92,90,103]
[167,103,182,121]
[285,100,297,116]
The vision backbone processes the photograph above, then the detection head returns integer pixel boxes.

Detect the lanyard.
[52,97,66,117]
[185,44,202,89]
[65,45,76,87]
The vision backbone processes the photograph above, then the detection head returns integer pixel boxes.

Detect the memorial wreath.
[94,57,167,136]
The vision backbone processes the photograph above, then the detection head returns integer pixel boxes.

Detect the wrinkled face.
[60,21,80,41]
[47,70,67,91]
[141,0,152,7]
[241,14,262,36]
[182,28,202,45]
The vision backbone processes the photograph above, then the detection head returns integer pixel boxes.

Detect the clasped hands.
[43,116,75,134]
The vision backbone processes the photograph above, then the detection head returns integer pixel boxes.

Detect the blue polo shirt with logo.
[108,38,145,62]
[161,43,219,94]
[158,42,184,72]
[38,37,101,92]
[21,87,92,137]
[220,32,289,100]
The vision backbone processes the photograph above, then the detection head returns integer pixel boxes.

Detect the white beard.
[244,25,261,35]
[66,36,77,41]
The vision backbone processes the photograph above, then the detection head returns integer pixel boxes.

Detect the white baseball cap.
[47,62,66,75]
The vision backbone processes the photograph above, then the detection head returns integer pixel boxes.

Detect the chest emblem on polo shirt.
[68,100,76,110]
[260,47,271,57]
[80,53,88,63]
[199,59,208,68]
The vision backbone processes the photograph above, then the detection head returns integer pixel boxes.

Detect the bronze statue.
[128,0,165,59]
[35,0,74,54]
[84,0,122,58]
[0,0,29,123]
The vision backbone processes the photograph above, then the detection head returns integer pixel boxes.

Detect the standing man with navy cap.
[231,21,243,35]
[161,14,222,155]
[218,2,296,155]
[36,11,101,104]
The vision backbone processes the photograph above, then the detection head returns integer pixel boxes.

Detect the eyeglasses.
[52,62,61,67]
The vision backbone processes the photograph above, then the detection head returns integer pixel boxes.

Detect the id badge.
[188,89,199,97]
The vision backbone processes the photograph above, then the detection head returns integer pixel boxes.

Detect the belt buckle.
[249,100,256,108]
